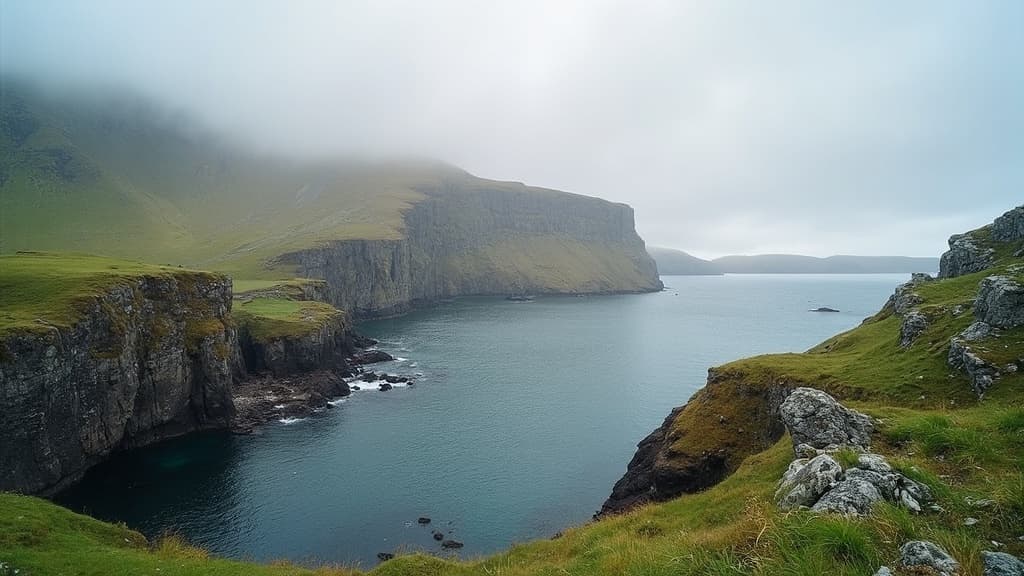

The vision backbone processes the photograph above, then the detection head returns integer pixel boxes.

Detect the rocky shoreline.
[231,341,417,433]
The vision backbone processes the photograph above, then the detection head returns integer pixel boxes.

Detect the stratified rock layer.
[0,274,238,495]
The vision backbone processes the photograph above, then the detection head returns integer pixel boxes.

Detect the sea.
[57,273,908,568]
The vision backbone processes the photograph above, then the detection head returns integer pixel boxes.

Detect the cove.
[56,274,908,567]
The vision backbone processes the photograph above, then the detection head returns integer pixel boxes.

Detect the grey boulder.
[899,540,960,576]
[982,551,1024,576]
[975,276,1024,329]
[810,478,883,515]
[775,454,843,510]
[899,311,930,348]
[780,388,873,451]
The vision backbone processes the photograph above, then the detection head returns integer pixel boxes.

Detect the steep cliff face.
[598,369,791,516]
[0,268,238,495]
[235,300,355,377]
[281,182,662,317]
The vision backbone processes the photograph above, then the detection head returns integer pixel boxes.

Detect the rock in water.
[417,517,431,524]
[377,552,394,562]
[441,539,464,549]
[810,478,884,515]
[899,541,960,576]
[780,388,873,451]
[775,454,842,510]
[433,531,444,541]
[982,551,1024,576]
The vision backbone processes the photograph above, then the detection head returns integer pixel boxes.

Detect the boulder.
[899,541,960,576]
[991,205,1024,243]
[961,321,994,342]
[843,468,897,500]
[873,568,893,576]
[417,517,431,524]
[378,382,393,391]
[780,388,873,451]
[775,454,843,510]
[433,531,444,541]
[377,552,394,562]
[899,311,930,348]
[441,539,464,549]
[940,233,996,278]
[982,551,1024,576]
[811,478,883,515]
[975,276,1024,329]
[949,337,999,397]
[856,453,893,474]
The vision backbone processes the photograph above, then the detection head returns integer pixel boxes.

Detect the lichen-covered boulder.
[975,276,1024,329]
[775,454,843,510]
[899,541,960,576]
[810,478,883,515]
[780,388,873,451]
[899,310,930,348]
[982,551,1024,576]
[857,453,893,474]
[873,567,893,576]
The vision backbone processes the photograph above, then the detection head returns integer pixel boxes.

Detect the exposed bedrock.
[597,369,791,517]
[0,275,238,495]
[279,183,663,317]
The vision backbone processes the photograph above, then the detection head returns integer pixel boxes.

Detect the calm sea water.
[57,274,908,567]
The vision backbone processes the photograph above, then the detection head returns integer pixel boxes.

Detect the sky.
[2,0,1022,258]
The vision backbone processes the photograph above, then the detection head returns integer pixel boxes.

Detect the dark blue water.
[57,274,907,567]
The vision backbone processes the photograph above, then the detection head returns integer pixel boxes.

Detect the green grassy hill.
[0,81,656,293]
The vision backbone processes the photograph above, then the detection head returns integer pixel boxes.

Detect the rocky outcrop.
[231,371,351,433]
[0,273,238,495]
[975,276,1024,329]
[940,232,996,279]
[280,183,663,318]
[237,311,356,377]
[947,275,1024,396]
[992,206,1024,243]
[780,387,873,452]
[597,369,790,517]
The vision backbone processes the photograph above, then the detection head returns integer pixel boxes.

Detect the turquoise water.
[57,274,907,567]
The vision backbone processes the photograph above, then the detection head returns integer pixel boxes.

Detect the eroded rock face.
[780,387,873,451]
[940,232,995,279]
[597,370,791,517]
[991,205,1024,243]
[975,276,1024,329]
[949,331,1000,397]
[282,185,663,318]
[899,541,960,576]
[0,274,238,495]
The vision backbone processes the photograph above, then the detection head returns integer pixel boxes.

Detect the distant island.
[648,246,939,275]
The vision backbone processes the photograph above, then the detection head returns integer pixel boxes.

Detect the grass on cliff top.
[0,252,220,336]
[233,297,343,342]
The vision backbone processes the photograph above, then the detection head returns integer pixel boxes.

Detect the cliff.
[278,180,662,317]
[0,253,238,495]
[1,84,662,315]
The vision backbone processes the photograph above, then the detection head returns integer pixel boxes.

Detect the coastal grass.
[233,297,343,342]
[0,252,220,336]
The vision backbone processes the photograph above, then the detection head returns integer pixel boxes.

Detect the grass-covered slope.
[0,81,658,297]
[0,252,222,336]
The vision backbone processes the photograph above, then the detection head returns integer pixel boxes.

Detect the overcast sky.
[2,1,1021,257]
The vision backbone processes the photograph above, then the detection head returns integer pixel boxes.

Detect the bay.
[57,274,908,567]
